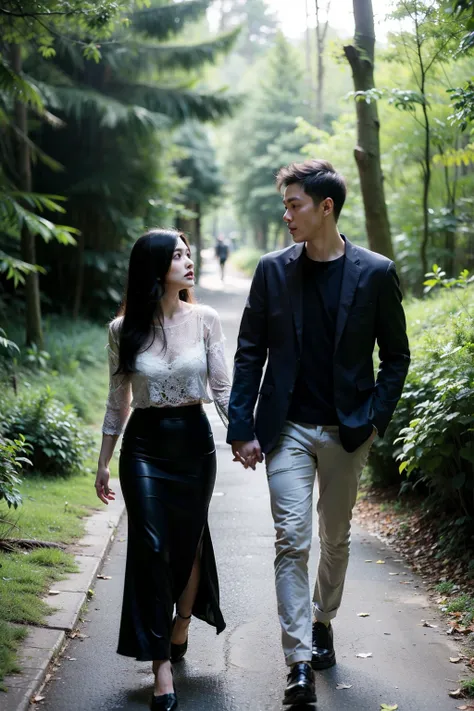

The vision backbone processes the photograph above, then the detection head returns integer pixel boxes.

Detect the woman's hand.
[95,466,116,505]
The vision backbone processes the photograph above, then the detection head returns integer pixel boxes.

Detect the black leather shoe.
[283,662,317,705]
[311,621,336,670]
[150,692,178,711]
[170,613,190,663]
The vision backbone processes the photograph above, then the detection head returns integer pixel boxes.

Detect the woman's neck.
[159,291,185,320]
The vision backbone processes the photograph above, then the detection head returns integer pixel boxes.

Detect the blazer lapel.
[334,238,362,352]
[284,243,304,353]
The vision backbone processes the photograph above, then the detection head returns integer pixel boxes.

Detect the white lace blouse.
[102,304,231,436]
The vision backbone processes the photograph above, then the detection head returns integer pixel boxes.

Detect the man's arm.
[372,262,410,436]
[227,258,268,444]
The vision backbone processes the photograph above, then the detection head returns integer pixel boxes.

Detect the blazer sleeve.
[227,258,268,443]
[371,261,410,436]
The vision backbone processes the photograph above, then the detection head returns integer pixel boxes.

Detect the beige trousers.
[266,421,372,666]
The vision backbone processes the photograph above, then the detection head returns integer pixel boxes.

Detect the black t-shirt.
[287,249,345,426]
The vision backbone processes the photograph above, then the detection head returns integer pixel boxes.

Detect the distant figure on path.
[215,235,229,281]
[227,160,410,706]
[95,229,231,711]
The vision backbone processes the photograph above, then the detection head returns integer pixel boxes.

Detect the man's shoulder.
[260,244,298,265]
[349,241,393,271]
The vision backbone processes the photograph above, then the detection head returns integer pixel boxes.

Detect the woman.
[95,229,230,711]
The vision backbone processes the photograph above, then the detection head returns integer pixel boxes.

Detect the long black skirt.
[117,404,225,662]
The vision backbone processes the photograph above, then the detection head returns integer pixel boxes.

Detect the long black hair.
[115,228,194,374]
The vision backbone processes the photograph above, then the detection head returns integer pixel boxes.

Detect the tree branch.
[0,8,79,17]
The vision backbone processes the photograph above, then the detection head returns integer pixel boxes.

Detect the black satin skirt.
[117,404,225,662]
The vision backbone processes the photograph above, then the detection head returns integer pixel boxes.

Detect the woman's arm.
[95,434,119,504]
[205,309,231,427]
[95,320,131,504]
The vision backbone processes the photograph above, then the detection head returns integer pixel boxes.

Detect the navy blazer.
[227,238,410,454]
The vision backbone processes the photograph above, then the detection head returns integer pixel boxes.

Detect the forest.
[0,0,473,689]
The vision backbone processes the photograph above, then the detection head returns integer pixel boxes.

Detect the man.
[227,159,410,706]
[215,235,229,281]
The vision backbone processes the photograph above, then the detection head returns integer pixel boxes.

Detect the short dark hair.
[276,159,347,221]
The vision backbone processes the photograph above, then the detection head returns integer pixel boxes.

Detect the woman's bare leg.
[152,660,173,696]
[171,546,201,644]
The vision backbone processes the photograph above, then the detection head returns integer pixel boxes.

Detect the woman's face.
[165,236,194,291]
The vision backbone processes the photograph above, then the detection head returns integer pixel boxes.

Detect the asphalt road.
[40,252,462,711]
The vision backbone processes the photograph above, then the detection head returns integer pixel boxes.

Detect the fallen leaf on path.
[389,572,399,576]
[32,695,45,702]
[376,560,386,564]
[336,683,352,690]
[96,574,112,580]
[449,689,464,698]
[66,657,76,661]
[357,612,370,617]
[421,621,438,628]
[380,705,398,710]
[365,559,373,563]
[456,705,474,709]
[450,656,462,663]
[356,652,373,658]
[48,590,60,595]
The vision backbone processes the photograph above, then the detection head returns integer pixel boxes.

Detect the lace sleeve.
[205,310,231,428]
[102,320,132,436]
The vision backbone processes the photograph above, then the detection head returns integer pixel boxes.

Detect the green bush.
[1,389,94,477]
[230,247,264,277]
[369,285,474,524]
[0,434,32,508]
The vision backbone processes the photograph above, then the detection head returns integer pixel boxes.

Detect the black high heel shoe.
[170,611,191,663]
[150,692,177,711]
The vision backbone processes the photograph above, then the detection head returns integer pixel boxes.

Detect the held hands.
[95,466,116,505]
[231,439,263,471]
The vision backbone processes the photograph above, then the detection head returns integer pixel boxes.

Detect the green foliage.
[460,677,474,697]
[2,389,94,477]
[369,281,474,545]
[423,263,474,295]
[435,580,456,594]
[229,32,310,249]
[12,0,237,318]
[131,1,208,40]
[230,247,263,276]
[175,121,223,205]
[0,328,19,356]
[0,434,32,509]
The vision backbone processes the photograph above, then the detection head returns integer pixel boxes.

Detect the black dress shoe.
[283,662,317,705]
[170,615,189,663]
[150,692,178,711]
[311,621,336,670]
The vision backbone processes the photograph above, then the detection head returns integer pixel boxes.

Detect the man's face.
[282,183,327,243]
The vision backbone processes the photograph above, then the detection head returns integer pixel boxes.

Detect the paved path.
[40,251,462,711]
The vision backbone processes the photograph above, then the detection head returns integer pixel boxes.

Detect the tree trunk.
[343,0,394,260]
[194,202,202,284]
[305,0,316,115]
[414,7,430,281]
[72,226,85,320]
[11,44,44,347]
[315,1,331,128]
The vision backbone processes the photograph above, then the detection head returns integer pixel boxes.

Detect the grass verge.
[0,316,116,688]
[0,460,118,687]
